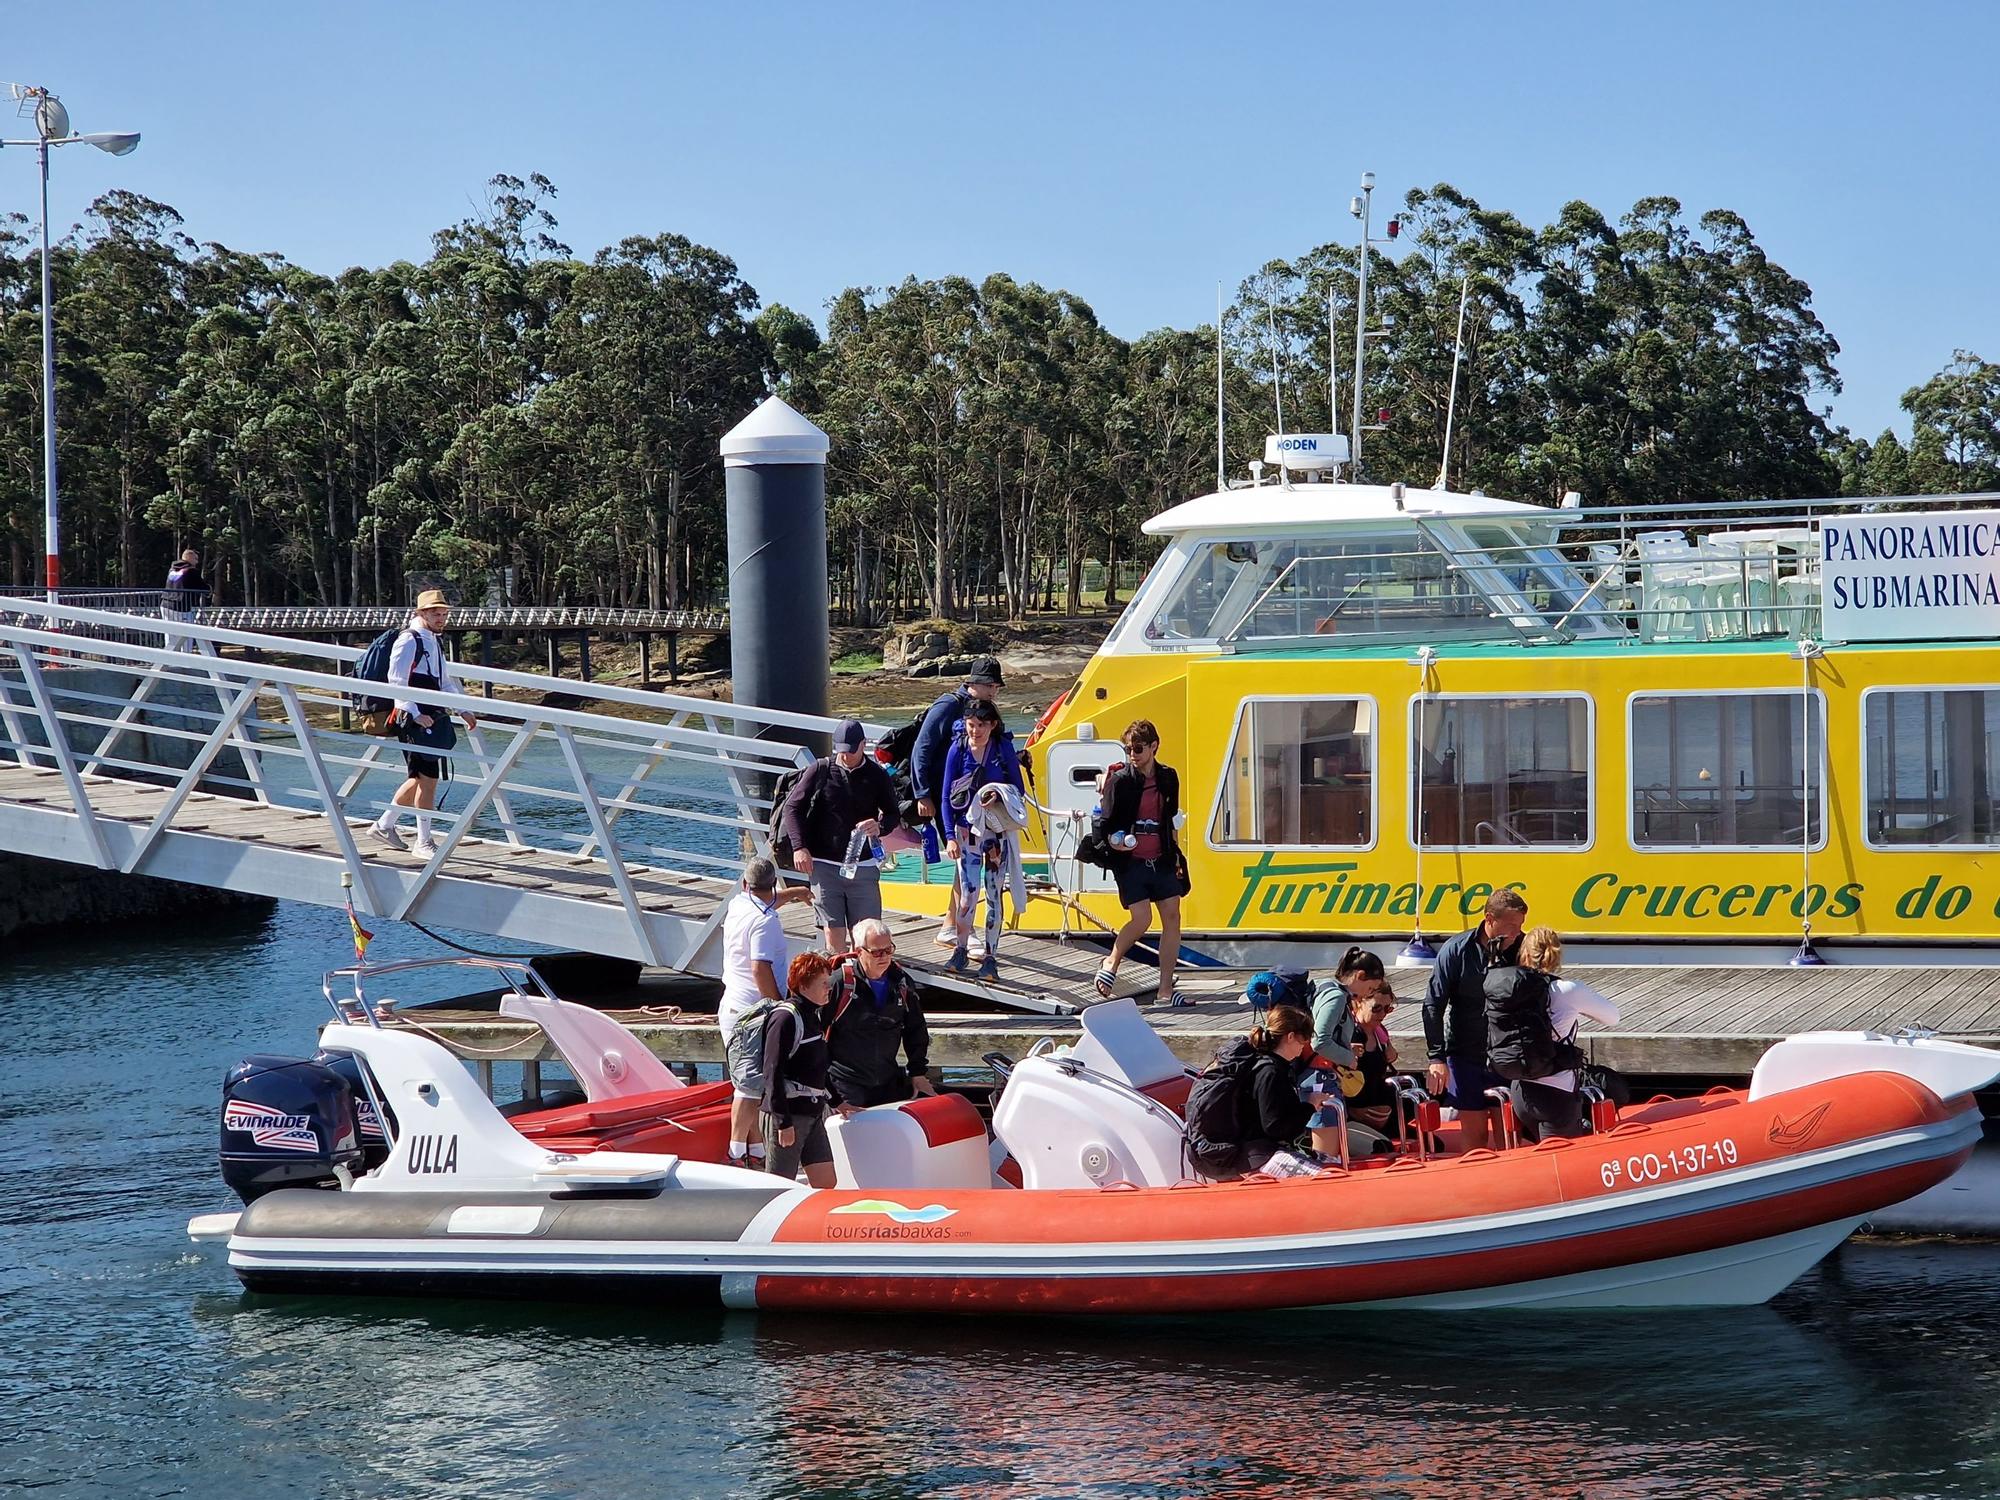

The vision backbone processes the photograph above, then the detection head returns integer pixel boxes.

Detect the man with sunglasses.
[823,918,936,1109]
[1091,719,1189,1006]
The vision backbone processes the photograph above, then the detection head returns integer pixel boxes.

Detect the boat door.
[1046,737,1121,893]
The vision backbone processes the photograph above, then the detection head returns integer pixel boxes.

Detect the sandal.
[1163,987,1191,1009]
[1092,964,1117,999]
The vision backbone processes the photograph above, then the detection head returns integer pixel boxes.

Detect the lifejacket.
[1483,966,1584,1082]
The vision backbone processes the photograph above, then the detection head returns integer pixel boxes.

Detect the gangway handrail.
[0,595,866,740]
[0,597,881,969]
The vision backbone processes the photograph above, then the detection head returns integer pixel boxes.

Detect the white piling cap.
[720,396,830,468]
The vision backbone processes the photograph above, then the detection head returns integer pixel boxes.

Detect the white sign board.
[1821,508,2000,643]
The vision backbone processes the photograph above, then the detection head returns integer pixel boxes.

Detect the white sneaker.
[408,839,441,859]
[367,825,405,850]
[967,935,989,961]
[933,923,960,948]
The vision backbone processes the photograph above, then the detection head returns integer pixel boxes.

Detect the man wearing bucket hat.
[780,717,902,955]
[368,589,477,858]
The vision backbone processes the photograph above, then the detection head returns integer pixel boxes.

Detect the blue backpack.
[1244,968,1311,1011]
[351,628,404,735]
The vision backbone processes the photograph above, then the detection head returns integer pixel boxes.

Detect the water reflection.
[153,1246,2000,1500]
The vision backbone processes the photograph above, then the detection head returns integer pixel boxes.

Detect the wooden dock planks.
[4,758,1998,1074]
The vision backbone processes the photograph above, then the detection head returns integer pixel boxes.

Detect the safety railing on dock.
[0,598,862,968]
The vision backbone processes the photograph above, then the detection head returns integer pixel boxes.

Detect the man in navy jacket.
[1422,887,1528,1151]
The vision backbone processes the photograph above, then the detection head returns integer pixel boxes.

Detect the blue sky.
[7,2,1995,444]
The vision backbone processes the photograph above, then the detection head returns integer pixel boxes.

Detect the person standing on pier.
[1422,887,1529,1152]
[159,549,208,646]
[1091,720,1189,1007]
[367,590,477,858]
[912,658,1004,948]
[720,856,812,1168]
[781,718,902,956]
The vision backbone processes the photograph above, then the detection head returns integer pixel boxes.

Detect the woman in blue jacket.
[938,699,1023,979]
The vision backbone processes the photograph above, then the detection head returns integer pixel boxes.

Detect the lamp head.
[80,131,140,156]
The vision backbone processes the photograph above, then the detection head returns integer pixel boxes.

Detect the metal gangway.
[0,597,946,997]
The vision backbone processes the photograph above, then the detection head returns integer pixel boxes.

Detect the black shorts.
[402,751,443,779]
[1114,856,1183,910]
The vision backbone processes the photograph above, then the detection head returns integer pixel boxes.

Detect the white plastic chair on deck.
[1697,533,1780,639]
[1634,530,1710,641]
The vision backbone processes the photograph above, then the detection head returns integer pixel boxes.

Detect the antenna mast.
[1215,282,1226,493]
[1437,274,1471,491]
[1349,170,1374,475]
[1265,296,1285,436]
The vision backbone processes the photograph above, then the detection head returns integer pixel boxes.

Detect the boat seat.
[826,1093,990,1192]
[992,1054,1188,1189]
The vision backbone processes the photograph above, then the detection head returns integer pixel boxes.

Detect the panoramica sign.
[1820,508,2000,643]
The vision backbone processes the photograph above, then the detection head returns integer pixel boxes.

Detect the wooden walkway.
[394,960,2000,1082]
[8,762,2000,1074]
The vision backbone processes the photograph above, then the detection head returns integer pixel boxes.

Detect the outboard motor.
[220,1054,365,1203]
[313,1048,396,1172]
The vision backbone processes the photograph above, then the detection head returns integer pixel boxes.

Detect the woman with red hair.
[759,951,840,1186]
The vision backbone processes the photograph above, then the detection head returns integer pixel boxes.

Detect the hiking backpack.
[766,764,820,865]
[1483,966,1585,1082]
[724,997,800,1094]
[1182,1040,1257,1161]
[350,627,407,736]
[876,708,928,824]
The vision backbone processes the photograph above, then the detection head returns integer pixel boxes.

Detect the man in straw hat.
[368,589,477,858]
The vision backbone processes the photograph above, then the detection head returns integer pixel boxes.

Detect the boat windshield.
[1143,540,1264,642]
[1461,524,1617,636]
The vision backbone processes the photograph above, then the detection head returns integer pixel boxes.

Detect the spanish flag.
[345,892,375,964]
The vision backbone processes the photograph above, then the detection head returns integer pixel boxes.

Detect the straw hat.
[414,589,449,611]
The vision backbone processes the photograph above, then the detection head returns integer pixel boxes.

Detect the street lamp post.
[2,86,140,599]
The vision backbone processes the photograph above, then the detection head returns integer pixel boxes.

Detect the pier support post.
[578,630,592,683]
[640,635,651,686]
[722,397,830,753]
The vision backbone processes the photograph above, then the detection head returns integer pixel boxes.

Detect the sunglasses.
[863,945,895,956]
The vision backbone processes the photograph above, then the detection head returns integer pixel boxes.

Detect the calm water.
[6,901,2000,1499]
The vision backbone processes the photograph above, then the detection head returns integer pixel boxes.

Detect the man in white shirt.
[367,590,477,858]
[719,856,810,1167]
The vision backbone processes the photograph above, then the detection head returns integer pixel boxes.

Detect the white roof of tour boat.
[1142,480,1551,535]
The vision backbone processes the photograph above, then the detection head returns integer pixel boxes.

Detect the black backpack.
[1484,966,1585,1082]
[1183,1040,1257,1161]
[877,707,929,824]
[766,764,817,865]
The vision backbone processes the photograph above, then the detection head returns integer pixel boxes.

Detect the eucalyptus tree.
[1900,350,2000,494]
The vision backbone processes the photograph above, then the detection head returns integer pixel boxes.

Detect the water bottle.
[871,835,892,871]
[839,828,869,880]
[920,823,941,865]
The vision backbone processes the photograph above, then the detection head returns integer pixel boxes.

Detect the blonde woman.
[1509,926,1620,1141]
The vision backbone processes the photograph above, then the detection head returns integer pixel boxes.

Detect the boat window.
[1630,692,1824,849]
[1145,541,1263,642]
[1864,689,2000,847]
[1211,698,1374,847]
[1412,697,1590,848]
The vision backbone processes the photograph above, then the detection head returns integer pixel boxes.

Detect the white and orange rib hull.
[203,1027,1994,1315]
